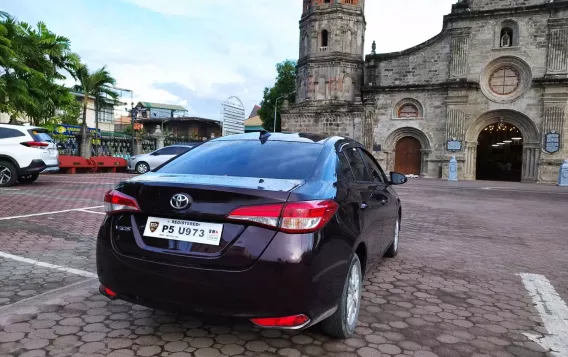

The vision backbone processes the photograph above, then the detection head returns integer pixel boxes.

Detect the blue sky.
[2,0,456,120]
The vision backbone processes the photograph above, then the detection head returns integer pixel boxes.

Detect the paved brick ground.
[0,173,567,357]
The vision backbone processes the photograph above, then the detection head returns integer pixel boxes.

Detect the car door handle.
[360,202,369,210]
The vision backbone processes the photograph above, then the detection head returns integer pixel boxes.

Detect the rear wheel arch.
[355,243,367,275]
[0,155,19,169]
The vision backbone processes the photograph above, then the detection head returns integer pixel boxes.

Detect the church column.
[420,149,432,177]
[464,141,477,180]
[522,143,540,183]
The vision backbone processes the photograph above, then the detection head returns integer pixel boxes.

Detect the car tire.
[0,161,18,188]
[385,217,400,258]
[135,162,150,174]
[321,254,362,339]
[18,173,39,184]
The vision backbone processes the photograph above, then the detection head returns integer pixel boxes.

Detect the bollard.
[448,156,458,182]
[558,160,568,187]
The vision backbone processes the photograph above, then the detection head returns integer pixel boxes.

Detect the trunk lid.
[112,173,303,270]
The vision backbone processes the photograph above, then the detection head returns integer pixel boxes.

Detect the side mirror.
[389,172,408,185]
[56,143,65,150]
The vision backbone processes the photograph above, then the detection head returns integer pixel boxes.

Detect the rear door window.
[359,149,386,183]
[154,147,179,156]
[157,140,324,180]
[344,147,370,182]
[338,153,355,181]
[0,128,26,139]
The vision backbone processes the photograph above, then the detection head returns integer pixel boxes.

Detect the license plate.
[143,217,223,246]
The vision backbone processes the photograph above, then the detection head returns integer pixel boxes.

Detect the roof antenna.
[259,130,271,144]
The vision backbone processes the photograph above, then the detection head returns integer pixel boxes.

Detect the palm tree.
[74,65,117,157]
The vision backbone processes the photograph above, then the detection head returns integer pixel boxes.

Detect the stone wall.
[371,90,448,178]
[468,0,553,11]
[366,36,452,87]
[281,104,365,143]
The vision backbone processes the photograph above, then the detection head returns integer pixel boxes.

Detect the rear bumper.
[96,221,348,326]
[19,160,59,175]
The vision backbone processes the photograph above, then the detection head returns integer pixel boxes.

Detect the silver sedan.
[127,145,196,174]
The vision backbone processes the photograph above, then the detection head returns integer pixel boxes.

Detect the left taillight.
[227,200,338,234]
[104,189,141,214]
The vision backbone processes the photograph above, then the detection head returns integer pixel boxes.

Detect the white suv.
[0,124,59,187]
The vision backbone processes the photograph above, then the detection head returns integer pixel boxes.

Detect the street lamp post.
[130,107,138,156]
[273,92,295,133]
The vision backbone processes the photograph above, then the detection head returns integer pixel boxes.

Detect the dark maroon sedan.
[96,132,406,338]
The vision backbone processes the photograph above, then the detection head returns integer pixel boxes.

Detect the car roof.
[212,132,357,147]
[0,124,44,131]
[167,144,199,147]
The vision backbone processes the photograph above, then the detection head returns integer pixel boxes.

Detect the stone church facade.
[282,0,568,183]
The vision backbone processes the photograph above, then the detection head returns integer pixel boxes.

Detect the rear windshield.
[156,140,324,180]
[28,130,53,142]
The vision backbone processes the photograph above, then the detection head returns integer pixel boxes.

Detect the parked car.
[127,144,198,174]
[97,132,407,338]
[0,124,59,187]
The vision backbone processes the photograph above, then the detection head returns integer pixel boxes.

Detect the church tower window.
[320,30,329,51]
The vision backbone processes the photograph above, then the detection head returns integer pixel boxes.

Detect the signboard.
[544,131,560,154]
[55,125,101,137]
[221,96,245,136]
[447,140,463,152]
[373,144,382,152]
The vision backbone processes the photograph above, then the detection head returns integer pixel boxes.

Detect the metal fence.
[54,135,201,158]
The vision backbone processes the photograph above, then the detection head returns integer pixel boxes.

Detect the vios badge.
[170,193,191,210]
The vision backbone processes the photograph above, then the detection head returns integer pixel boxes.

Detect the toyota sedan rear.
[96,132,406,338]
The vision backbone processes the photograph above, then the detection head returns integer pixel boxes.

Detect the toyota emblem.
[170,193,191,210]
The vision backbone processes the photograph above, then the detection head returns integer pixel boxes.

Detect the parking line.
[0,206,103,221]
[519,273,568,356]
[0,251,97,278]
[76,209,106,215]
[42,181,117,185]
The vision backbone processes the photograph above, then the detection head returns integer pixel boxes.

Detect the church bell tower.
[296,0,366,103]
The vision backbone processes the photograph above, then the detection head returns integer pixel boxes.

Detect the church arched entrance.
[476,123,524,182]
[464,110,540,182]
[395,137,422,175]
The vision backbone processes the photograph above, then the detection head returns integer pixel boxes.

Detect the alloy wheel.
[0,165,12,185]
[346,260,361,326]
[137,163,149,174]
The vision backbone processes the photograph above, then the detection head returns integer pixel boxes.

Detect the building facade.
[282,0,568,183]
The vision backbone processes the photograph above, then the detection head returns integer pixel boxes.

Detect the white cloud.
[7,0,458,120]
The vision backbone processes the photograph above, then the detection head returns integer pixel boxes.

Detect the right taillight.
[227,200,338,234]
[104,190,141,214]
[21,141,49,148]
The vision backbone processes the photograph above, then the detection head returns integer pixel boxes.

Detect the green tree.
[258,59,296,132]
[0,12,80,125]
[73,64,117,157]
[53,98,81,125]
